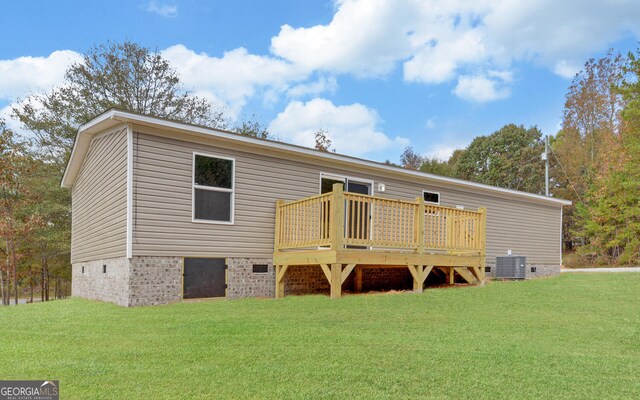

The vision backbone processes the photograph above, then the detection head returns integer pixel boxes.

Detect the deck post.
[330,183,345,252]
[354,266,363,292]
[275,264,289,299]
[330,263,342,299]
[415,197,425,253]
[478,207,487,283]
[274,200,284,252]
[411,265,424,293]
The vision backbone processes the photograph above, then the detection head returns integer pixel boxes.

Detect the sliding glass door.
[320,174,372,248]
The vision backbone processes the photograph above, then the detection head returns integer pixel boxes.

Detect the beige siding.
[131,127,562,265]
[71,128,128,263]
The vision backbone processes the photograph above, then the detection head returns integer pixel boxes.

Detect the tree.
[314,129,333,152]
[562,50,625,164]
[13,41,226,166]
[577,48,640,265]
[23,159,71,301]
[554,50,626,251]
[9,41,234,302]
[0,121,43,305]
[233,117,269,139]
[450,124,545,193]
[419,157,452,177]
[400,146,423,170]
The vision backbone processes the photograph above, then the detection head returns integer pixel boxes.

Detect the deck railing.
[274,183,486,254]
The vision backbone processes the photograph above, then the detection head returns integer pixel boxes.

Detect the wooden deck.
[273,183,486,298]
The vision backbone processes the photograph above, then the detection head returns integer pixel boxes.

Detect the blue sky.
[1,0,639,163]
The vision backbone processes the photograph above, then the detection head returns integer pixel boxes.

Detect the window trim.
[318,172,375,196]
[192,152,236,225]
[422,190,440,205]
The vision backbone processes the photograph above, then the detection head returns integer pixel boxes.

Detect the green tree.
[554,50,626,252]
[578,48,640,265]
[0,121,43,305]
[400,146,424,170]
[419,157,452,177]
[233,115,269,139]
[450,124,545,193]
[13,41,226,166]
[24,160,71,301]
[562,50,625,164]
[9,41,235,301]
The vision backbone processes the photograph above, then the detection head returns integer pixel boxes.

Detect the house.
[62,109,571,306]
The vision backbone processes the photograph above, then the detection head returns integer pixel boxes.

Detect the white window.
[192,153,235,224]
[422,190,440,205]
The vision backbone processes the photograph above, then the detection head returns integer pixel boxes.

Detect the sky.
[1,0,639,163]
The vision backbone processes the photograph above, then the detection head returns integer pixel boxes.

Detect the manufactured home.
[63,109,571,306]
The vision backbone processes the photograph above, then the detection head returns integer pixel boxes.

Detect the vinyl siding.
[131,126,562,265]
[71,127,128,263]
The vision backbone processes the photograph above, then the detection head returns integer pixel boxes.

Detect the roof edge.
[62,109,572,206]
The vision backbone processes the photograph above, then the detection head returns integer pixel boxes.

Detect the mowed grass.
[1,274,639,399]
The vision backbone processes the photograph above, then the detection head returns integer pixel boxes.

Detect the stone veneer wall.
[129,256,182,306]
[525,264,561,278]
[73,256,561,306]
[485,260,560,279]
[72,256,182,307]
[72,257,131,306]
[226,258,274,299]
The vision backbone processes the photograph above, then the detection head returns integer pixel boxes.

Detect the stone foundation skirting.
[72,257,131,306]
[129,256,182,306]
[485,261,560,279]
[72,256,182,307]
[74,256,276,306]
[226,258,274,299]
[74,256,560,306]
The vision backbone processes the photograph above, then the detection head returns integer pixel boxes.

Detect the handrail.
[274,183,486,254]
[275,192,333,250]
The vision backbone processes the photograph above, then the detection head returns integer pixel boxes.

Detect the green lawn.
[1,274,639,399]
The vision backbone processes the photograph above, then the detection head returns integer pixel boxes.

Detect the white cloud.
[144,1,178,17]
[162,45,308,118]
[487,69,514,84]
[271,0,417,77]
[423,136,472,161]
[268,98,408,156]
[453,72,511,102]
[481,0,640,68]
[0,103,33,137]
[425,118,436,130]
[3,0,639,132]
[553,60,580,79]
[404,29,487,84]
[424,144,457,161]
[287,76,338,98]
[270,0,640,100]
[0,105,15,126]
[0,50,81,101]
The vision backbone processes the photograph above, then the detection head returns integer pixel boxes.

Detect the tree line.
[2,42,638,305]
[0,41,270,305]
[400,49,640,267]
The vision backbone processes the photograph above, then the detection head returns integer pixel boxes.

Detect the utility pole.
[542,135,549,196]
